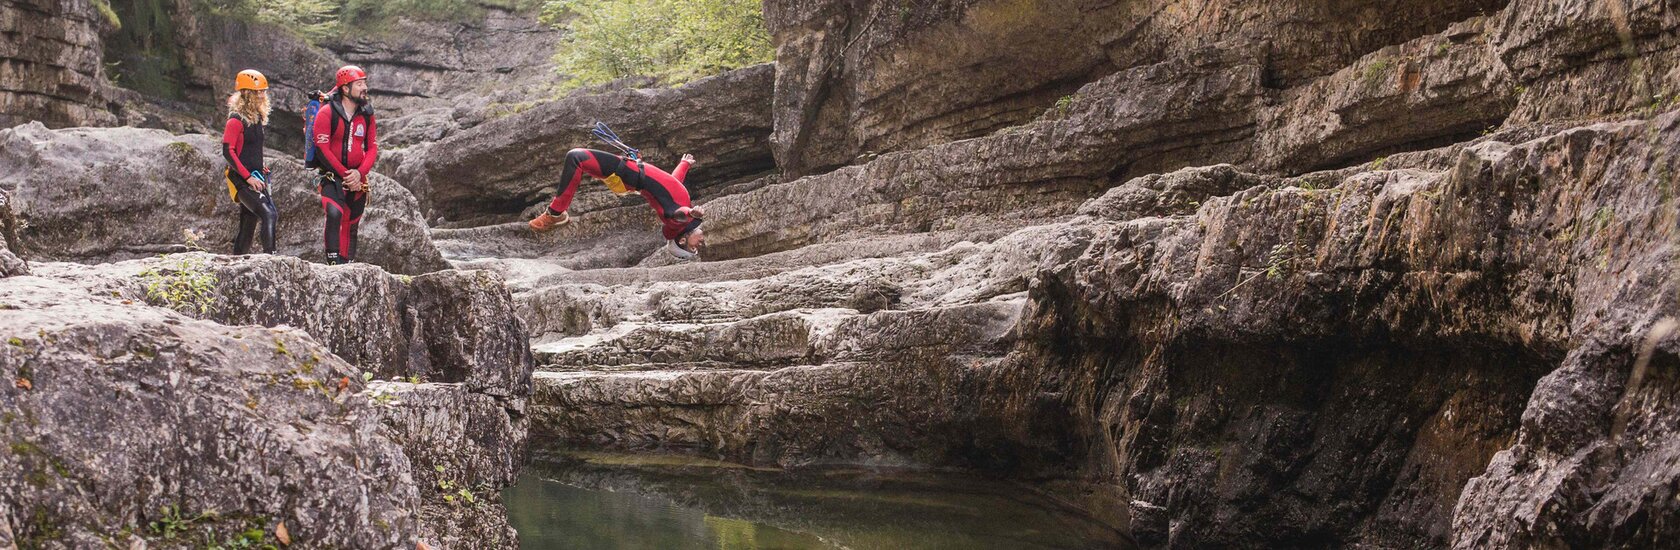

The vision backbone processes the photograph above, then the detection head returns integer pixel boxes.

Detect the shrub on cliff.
[540,0,772,88]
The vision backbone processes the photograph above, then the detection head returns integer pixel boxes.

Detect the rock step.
[533,301,1024,372]
[529,352,1012,467]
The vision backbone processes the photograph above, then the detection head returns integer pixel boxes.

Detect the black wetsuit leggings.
[318,174,367,261]
[228,170,278,254]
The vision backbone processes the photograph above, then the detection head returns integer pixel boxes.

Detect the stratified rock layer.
[3,255,532,548]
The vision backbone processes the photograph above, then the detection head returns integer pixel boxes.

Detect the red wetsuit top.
[311,97,378,179]
[221,115,264,180]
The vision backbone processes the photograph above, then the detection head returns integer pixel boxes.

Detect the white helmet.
[666,240,698,261]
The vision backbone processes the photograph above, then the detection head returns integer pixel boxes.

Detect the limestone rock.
[0,0,119,129]
[762,0,1508,176]
[5,254,534,547]
[0,123,447,274]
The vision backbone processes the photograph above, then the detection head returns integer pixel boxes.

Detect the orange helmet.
[235,69,269,91]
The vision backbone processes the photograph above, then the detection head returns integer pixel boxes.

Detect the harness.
[591,121,653,193]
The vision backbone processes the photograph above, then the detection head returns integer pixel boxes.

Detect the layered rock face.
[763,0,1509,177]
[0,0,119,129]
[512,0,1680,547]
[7,0,1680,546]
[522,116,1680,548]
[697,0,1678,262]
[3,254,533,548]
[0,123,448,274]
[318,6,566,148]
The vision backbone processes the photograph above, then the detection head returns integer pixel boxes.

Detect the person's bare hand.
[246,175,266,192]
[681,154,695,165]
[344,171,364,191]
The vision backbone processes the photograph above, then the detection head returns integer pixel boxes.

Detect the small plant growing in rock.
[206,525,274,550]
[1051,94,1076,119]
[1264,242,1298,280]
[367,384,402,407]
[138,254,218,316]
[148,505,211,540]
[1590,206,1616,235]
[1362,58,1392,88]
[435,465,484,508]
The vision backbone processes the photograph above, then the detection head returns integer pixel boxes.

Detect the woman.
[221,69,279,254]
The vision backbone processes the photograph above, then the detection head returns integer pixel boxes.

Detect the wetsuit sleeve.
[222,118,252,180]
[312,108,352,177]
[357,114,379,178]
[672,159,691,183]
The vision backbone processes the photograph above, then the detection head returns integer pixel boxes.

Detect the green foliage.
[138,255,219,316]
[263,0,340,40]
[1046,94,1076,119]
[201,0,541,40]
[148,505,212,540]
[105,0,192,99]
[1362,58,1392,88]
[543,0,773,88]
[93,0,122,29]
[1264,242,1297,281]
[340,0,540,30]
[206,524,275,550]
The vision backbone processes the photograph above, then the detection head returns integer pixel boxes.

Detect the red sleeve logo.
[315,135,328,144]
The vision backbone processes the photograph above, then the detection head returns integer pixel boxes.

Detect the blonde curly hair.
[227,89,270,126]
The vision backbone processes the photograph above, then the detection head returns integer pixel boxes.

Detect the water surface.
[504,451,1133,549]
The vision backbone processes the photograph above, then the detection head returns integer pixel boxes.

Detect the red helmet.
[335,65,367,89]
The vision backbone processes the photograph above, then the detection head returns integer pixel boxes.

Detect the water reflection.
[504,451,1133,550]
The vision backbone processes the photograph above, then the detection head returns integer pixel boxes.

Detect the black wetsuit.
[221,114,278,254]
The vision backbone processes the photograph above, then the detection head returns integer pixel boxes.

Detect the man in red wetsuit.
[529,148,707,260]
[311,65,378,265]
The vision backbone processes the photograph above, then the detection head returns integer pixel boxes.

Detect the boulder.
[0,123,448,274]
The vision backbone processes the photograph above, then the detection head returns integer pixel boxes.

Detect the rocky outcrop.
[762,0,1510,176]
[0,0,120,129]
[703,51,1265,260]
[194,15,345,153]
[317,7,565,147]
[692,0,1676,262]
[0,190,28,277]
[1,253,534,547]
[523,107,1680,546]
[40,255,533,398]
[0,123,448,274]
[405,64,776,225]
